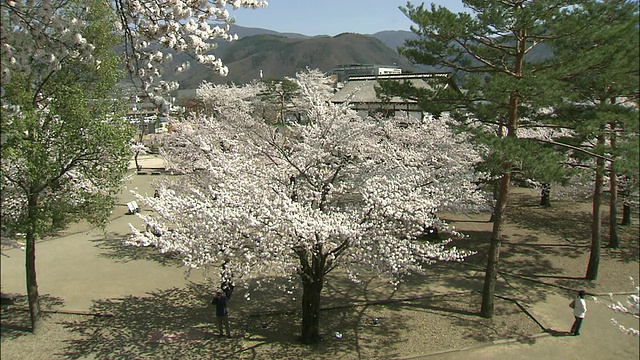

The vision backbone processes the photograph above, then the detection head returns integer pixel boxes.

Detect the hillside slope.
[170,33,416,87]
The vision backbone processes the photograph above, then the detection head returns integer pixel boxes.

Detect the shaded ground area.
[1,169,638,359]
[240,293,540,359]
[442,188,639,295]
[1,290,540,360]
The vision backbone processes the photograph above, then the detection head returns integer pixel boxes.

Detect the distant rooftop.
[332,64,403,82]
[331,72,460,107]
[331,73,460,111]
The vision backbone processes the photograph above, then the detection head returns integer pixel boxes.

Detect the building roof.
[331,72,459,105]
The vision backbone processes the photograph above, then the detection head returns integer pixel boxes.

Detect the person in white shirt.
[570,290,587,336]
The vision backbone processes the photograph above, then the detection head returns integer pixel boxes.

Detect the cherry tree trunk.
[297,245,327,344]
[300,274,324,344]
[481,171,511,318]
[586,138,605,280]
[26,197,41,332]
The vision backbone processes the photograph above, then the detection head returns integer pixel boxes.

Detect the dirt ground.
[1,174,638,359]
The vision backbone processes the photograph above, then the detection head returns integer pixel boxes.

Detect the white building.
[332,64,402,83]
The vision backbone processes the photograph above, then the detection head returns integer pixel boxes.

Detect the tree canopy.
[1,0,134,331]
[128,70,489,343]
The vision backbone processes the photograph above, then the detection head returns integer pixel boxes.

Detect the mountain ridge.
[166,25,420,88]
[163,25,550,90]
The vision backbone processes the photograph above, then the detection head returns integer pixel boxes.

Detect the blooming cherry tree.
[129,70,488,344]
[2,0,269,334]
[2,0,268,111]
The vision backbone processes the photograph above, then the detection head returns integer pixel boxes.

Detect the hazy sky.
[231,1,466,36]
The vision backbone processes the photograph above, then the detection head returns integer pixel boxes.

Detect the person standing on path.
[212,290,231,337]
[570,289,587,336]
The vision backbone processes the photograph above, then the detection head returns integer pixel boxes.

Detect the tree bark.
[607,162,619,248]
[26,195,41,333]
[481,171,511,318]
[621,202,632,226]
[607,122,618,248]
[297,244,326,344]
[300,272,324,344]
[489,179,499,222]
[481,27,521,316]
[135,150,141,172]
[586,133,605,280]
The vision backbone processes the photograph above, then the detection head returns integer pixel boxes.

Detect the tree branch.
[531,138,613,161]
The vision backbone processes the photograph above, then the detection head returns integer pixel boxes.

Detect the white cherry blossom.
[128,70,489,343]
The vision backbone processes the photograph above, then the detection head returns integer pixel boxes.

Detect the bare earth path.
[1,156,638,359]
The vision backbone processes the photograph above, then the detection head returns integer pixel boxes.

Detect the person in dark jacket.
[212,290,230,337]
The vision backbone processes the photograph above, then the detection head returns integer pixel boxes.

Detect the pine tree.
[397,0,587,317]
[543,0,639,271]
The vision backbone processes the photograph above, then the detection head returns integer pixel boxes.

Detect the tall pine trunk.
[480,27,524,318]
[607,162,619,248]
[26,195,41,332]
[607,122,618,248]
[586,132,605,280]
[481,171,511,318]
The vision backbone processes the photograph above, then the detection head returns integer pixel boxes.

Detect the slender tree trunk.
[586,133,605,280]
[135,150,141,171]
[489,179,499,222]
[480,17,522,313]
[607,162,619,248]
[26,196,41,332]
[481,171,511,318]
[621,201,631,225]
[607,122,618,248]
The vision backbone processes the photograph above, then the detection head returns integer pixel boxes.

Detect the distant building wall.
[332,64,402,82]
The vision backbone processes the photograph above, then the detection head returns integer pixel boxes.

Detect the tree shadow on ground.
[393,293,542,342]
[57,268,543,360]
[507,204,592,247]
[601,218,640,264]
[239,292,542,359]
[1,294,65,340]
[61,282,243,359]
[89,231,184,267]
[240,304,405,359]
[442,230,580,288]
[58,278,413,359]
[506,191,640,265]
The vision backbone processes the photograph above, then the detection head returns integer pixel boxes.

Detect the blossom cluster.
[2,0,268,112]
[608,277,640,337]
